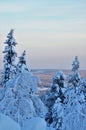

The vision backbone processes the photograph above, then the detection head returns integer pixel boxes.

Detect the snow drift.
[0,114,20,130]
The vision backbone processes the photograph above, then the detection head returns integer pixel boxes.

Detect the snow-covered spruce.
[0,52,46,126]
[62,78,86,130]
[17,50,29,73]
[72,56,79,72]
[69,56,80,86]
[0,71,46,126]
[2,29,17,86]
[45,71,66,130]
[61,57,86,130]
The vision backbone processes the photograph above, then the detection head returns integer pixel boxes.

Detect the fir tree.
[62,57,86,130]
[63,78,86,130]
[45,71,66,129]
[0,46,46,126]
[72,56,79,72]
[69,56,80,86]
[2,29,17,86]
[0,65,46,126]
[17,50,29,73]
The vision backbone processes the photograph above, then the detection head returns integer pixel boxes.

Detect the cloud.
[0,3,29,13]
[2,16,85,33]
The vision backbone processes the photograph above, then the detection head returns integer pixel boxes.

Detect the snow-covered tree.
[61,57,86,130]
[62,78,86,130]
[2,29,17,86]
[69,56,80,86]
[45,71,66,129]
[17,50,29,73]
[0,50,46,126]
[72,56,79,72]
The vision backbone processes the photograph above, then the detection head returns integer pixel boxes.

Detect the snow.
[21,117,56,130]
[0,115,55,130]
[22,117,46,130]
[54,71,66,80]
[0,114,21,130]
[0,70,46,126]
[46,127,55,130]
[6,70,38,94]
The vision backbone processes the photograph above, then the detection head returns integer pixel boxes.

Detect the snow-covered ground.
[0,114,55,130]
[0,114,21,130]
[22,117,46,130]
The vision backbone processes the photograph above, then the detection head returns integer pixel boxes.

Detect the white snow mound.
[22,117,46,130]
[0,114,21,130]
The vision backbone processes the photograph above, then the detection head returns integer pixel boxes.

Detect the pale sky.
[0,0,86,69]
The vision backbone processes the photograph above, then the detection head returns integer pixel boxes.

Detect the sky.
[0,0,86,69]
